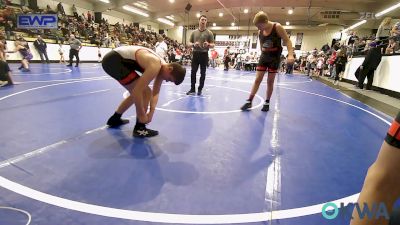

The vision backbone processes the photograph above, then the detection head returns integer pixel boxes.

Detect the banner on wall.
[17,14,58,29]
[252,33,258,43]
[282,30,292,46]
[295,33,304,45]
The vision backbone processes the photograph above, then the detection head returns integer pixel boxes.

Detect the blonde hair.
[253,11,269,25]
[381,17,392,26]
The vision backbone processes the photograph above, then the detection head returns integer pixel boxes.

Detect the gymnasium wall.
[343,55,400,93]
[6,41,113,62]
[165,26,184,43]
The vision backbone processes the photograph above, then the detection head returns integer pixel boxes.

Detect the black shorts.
[256,53,281,73]
[102,50,141,85]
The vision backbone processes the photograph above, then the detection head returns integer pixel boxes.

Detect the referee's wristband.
[385,112,400,148]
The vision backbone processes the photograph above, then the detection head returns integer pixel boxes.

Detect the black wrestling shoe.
[107,117,129,128]
[261,102,270,112]
[240,101,252,111]
[186,89,196,95]
[133,127,159,138]
[197,89,202,96]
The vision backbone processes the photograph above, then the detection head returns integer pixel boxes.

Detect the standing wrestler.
[186,15,215,96]
[241,11,294,111]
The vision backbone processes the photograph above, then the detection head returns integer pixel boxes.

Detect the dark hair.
[170,62,186,85]
[199,15,207,20]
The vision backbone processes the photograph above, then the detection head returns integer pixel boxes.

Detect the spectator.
[333,46,347,85]
[46,4,55,14]
[306,50,317,77]
[0,0,5,9]
[209,49,218,68]
[377,17,393,53]
[0,36,6,61]
[327,50,337,78]
[167,48,176,62]
[58,43,65,64]
[33,35,49,63]
[390,21,400,42]
[223,46,230,71]
[87,11,92,22]
[97,45,102,62]
[155,36,168,61]
[286,52,296,74]
[114,37,120,48]
[72,4,78,18]
[321,43,331,53]
[57,2,65,16]
[357,42,382,90]
[385,36,399,54]
[4,20,15,40]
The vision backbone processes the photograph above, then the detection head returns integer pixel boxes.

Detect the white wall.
[37,0,94,15]
[343,55,400,92]
[210,28,338,52]
[166,26,184,43]
[6,41,113,62]
[139,21,160,33]
[102,10,135,25]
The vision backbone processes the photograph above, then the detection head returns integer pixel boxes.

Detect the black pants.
[286,63,294,74]
[358,68,375,90]
[224,56,230,70]
[69,49,80,66]
[190,52,208,91]
[38,50,49,63]
[335,64,345,81]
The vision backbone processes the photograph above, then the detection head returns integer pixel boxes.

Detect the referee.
[186,15,215,96]
[67,34,82,67]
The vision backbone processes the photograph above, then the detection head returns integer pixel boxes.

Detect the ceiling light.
[231,22,235,26]
[169,0,175,3]
[286,21,290,25]
[122,5,149,17]
[133,2,148,10]
[166,15,175,21]
[288,9,293,14]
[219,12,223,17]
[213,23,216,26]
[342,20,367,33]
[157,18,175,26]
[196,13,201,18]
[98,0,110,3]
[375,2,400,17]
[244,9,249,13]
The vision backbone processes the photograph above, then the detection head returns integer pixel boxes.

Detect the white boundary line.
[12,69,73,76]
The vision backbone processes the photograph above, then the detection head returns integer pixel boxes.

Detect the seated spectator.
[45,4,56,14]
[391,21,400,42]
[385,37,399,54]
[0,0,6,9]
